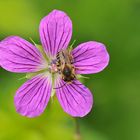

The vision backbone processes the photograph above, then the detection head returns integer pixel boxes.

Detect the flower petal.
[72,41,109,74]
[14,74,52,118]
[55,78,93,117]
[39,10,72,57]
[0,36,46,73]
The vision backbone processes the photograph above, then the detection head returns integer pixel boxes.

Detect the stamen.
[48,59,58,73]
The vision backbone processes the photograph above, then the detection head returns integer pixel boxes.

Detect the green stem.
[74,118,82,140]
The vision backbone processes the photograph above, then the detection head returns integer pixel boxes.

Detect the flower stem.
[74,118,82,140]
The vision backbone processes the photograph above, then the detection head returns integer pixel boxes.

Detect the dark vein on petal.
[69,82,87,106]
[73,55,96,64]
[73,83,90,96]
[19,77,41,93]
[56,15,69,53]
[76,70,90,73]
[61,29,71,50]
[23,78,46,106]
[22,42,41,58]
[73,47,96,60]
[61,82,78,114]
[42,28,49,55]
[56,81,67,110]
[42,80,51,108]
[65,84,79,105]
[75,62,102,67]
[70,84,87,103]
[12,68,35,71]
[31,78,47,112]
[16,78,41,105]
[6,59,37,67]
[72,48,81,56]
[54,22,57,56]
[18,78,43,104]
[47,23,52,55]
[9,50,40,64]
[60,17,71,50]
[14,37,41,58]
[59,89,66,111]
[56,29,64,53]
[11,43,41,61]
[36,79,48,111]
[72,42,98,56]
[73,47,88,59]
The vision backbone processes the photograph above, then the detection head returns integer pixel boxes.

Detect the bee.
[56,49,76,83]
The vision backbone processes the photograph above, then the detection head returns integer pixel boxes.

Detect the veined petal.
[0,36,47,73]
[14,74,52,118]
[55,78,93,117]
[72,41,109,74]
[39,10,72,57]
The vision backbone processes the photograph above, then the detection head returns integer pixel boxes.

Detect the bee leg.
[61,75,65,80]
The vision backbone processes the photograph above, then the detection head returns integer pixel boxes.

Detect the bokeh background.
[0,0,140,140]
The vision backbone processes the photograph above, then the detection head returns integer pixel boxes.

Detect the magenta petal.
[0,36,46,73]
[14,74,52,118]
[39,10,72,57]
[72,41,109,74]
[55,79,93,117]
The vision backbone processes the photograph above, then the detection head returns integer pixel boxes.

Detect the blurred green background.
[0,0,140,140]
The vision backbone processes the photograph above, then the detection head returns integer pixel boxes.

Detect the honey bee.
[56,49,76,83]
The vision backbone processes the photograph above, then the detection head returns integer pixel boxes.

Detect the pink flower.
[0,10,109,118]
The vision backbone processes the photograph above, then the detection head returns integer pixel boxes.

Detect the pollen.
[48,60,58,73]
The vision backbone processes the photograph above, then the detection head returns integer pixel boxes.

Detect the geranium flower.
[0,10,109,117]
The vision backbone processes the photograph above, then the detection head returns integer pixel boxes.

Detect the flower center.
[48,59,58,73]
